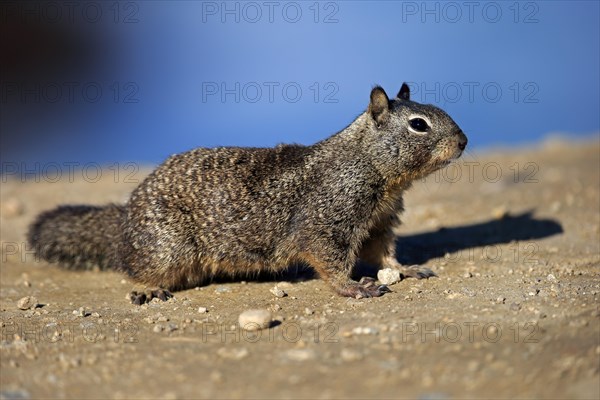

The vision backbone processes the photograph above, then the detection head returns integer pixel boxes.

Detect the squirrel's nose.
[457,130,467,151]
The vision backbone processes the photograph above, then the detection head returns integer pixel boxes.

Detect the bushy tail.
[27,204,126,270]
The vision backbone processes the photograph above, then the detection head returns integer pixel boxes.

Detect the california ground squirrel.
[28,83,467,298]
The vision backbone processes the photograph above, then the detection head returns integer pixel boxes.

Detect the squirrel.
[28,83,467,299]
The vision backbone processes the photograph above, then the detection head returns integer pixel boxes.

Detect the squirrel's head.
[365,83,468,181]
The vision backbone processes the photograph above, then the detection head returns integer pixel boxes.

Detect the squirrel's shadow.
[394,210,562,265]
[212,211,563,284]
[335,210,562,280]
[355,210,563,278]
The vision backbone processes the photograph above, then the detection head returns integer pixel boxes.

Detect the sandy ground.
[1,138,599,399]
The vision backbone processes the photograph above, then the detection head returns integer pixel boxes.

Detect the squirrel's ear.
[369,86,390,126]
[397,83,410,100]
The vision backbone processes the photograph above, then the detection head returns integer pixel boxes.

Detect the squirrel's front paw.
[335,277,392,299]
[399,265,437,280]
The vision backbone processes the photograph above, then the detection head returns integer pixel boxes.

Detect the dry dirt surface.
[1,138,599,399]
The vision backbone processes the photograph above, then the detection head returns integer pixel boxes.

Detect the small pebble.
[198,307,208,313]
[72,307,88,317]
[270,286,287,298]
[304,308,314,315]
[238,309,272,331]
[17,296,38,310]
[547,274,557,282]
[377,268,401,285]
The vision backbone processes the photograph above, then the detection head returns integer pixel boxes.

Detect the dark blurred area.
[0,1,121,163]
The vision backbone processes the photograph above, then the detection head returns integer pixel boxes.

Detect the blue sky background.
[2,0,599,165]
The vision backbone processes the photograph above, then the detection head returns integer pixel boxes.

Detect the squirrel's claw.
[128,288,173,305]
[400,265,437,280]
[377,284,392,294]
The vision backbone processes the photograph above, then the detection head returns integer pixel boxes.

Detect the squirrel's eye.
[409,118,430,133]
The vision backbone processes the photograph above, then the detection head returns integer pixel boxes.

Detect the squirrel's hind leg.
[118,220,206,292]
[127,288,174,305]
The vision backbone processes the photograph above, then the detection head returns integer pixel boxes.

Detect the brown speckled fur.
[28,84,467,298]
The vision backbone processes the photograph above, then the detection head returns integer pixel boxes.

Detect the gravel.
[16,296,38,310]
